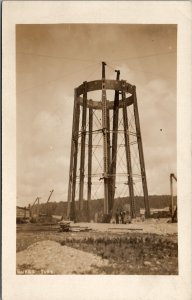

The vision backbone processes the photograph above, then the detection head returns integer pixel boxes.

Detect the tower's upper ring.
[76,79,135,97]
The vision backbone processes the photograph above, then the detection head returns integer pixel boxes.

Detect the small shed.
[16,206,30,223]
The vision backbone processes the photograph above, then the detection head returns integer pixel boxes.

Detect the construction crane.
[47,189,54,203]
[30,197,40,221]
[45,190,54,217]
[170,173,177,223]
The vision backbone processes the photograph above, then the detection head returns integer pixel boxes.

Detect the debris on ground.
[110,227,143,231]
[59,221,70,232]
[16,219,178,275]
[59,220,92,232]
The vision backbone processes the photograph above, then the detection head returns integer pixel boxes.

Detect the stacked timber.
[59,221,92,232]
[59,221,71,232]
[69,225,92,232]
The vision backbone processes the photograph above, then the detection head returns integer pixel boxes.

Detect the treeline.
[31,195,177,220]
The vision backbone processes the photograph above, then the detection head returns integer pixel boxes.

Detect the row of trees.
[31,195,177,220]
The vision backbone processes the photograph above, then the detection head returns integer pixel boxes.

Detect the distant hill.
[31,195,177,220]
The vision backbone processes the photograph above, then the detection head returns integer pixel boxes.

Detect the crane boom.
[47,190,54,203]
[172,174,177,182]
[31,197,40,209]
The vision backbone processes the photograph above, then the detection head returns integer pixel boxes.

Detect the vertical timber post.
[67,139,74,218]
[87,108,93,222]
[37,197,40,222]
[122,81,135,218]
[70,91,80,221]
[79,81,87,214]
[110,70,120,212]
[170,173,174,217]
[67,89,80,219]
[67,65,150,221]
[101,62,109,215]
[29,204,31,218]
[170,173,177,222]
[133,86,150,218]
[107,106,111,213]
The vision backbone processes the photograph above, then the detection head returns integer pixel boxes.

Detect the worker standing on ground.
[120,210,125,224]
[115,209,119,224]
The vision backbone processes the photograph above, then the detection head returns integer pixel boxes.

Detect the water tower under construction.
[67,62,150,221]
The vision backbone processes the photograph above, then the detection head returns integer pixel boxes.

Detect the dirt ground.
[16,219,178,275]
[73,218,178,235]
[17,240,109,274]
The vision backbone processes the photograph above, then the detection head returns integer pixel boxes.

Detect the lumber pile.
[59,221,92,232]
[59,221,71,232]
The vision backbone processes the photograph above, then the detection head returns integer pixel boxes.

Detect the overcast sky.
[16,24,177,206]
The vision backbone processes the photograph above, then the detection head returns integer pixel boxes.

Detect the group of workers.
[115,209,128,224]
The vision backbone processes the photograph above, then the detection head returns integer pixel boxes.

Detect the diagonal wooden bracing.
[67,63,150,221]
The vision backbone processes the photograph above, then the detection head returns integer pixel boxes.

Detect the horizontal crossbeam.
[76,79,134,96]
[77,95,133,110]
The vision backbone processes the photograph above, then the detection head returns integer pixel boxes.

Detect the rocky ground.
[16,219,178,275]
[17,240,109,274]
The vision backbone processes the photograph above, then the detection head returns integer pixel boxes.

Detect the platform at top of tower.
[76,79,135,97]
[77,95,134,110]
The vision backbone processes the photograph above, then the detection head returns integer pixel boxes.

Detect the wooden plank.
[109,228,143,231]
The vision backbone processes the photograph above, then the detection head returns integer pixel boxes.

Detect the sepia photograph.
[16,24,177,275]
[2,1,192,300]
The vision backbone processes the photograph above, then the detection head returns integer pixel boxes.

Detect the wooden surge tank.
[67,62,150,222]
